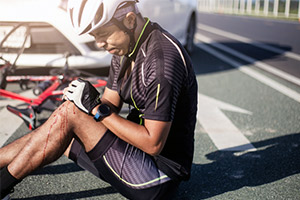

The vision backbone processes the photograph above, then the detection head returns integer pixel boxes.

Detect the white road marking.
[197,93,256,151]
[197,23,300,62]
[0,90,35,147]
[196,33,300,87]
[195,36,300,103]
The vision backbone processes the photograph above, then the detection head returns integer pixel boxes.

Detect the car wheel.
[185,15,196,54]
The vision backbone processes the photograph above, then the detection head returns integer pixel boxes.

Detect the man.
[0,0,197,199]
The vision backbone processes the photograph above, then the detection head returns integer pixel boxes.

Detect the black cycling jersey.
[107,19,198,180]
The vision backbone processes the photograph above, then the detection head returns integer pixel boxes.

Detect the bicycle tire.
[0,67,8,89]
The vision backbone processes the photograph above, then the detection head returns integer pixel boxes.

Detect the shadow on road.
[176,133,300,199]
[32,163,83,176]
[13,186,117,200]
[13,133,299,200]
[190,43,291,75]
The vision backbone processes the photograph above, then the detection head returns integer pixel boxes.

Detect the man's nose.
[95,40,107,49]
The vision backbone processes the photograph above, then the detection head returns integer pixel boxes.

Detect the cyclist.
[0,0,197,199]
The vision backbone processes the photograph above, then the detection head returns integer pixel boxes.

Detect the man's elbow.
[146,144,163,156]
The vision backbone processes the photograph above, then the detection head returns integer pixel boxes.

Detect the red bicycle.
[0,53,107,130]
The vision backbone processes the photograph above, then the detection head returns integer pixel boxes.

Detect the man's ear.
[123,12,136,29]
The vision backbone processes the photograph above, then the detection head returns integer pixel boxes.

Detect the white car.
[0,0,197,70]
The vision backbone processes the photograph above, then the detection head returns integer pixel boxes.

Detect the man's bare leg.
[4,101,107,180]
[0,133,31,168]
[0,120,73,168]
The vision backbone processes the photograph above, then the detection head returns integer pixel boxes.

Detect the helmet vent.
[94,3,104,25]
[78,0,88,26]
[69,8,74,27]
[81,24,92,35]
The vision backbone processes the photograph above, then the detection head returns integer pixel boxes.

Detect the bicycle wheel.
[0,66,8,89]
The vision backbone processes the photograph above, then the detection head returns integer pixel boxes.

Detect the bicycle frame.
[0,76,106,130]
[0,80,62,105]
[0,77,106,106]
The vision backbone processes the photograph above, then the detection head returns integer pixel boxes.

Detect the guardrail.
[197,0,300,20]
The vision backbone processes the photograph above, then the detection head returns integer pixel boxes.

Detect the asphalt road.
[1,13,300,199]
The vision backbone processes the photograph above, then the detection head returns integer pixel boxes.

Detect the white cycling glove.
[65,78,101,114]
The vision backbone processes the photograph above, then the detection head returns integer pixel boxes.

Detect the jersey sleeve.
[143,76,176,122]
[106,55,120,91]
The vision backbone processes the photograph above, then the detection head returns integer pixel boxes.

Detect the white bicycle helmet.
[68,0,138,35]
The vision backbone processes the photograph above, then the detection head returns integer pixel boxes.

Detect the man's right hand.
[63,78,101,114]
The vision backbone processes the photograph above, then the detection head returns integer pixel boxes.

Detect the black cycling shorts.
[68,130,179,200]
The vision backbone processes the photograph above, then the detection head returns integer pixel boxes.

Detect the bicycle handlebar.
[0,56,11,64]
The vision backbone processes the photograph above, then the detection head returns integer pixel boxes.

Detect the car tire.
[184,14,196,55]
